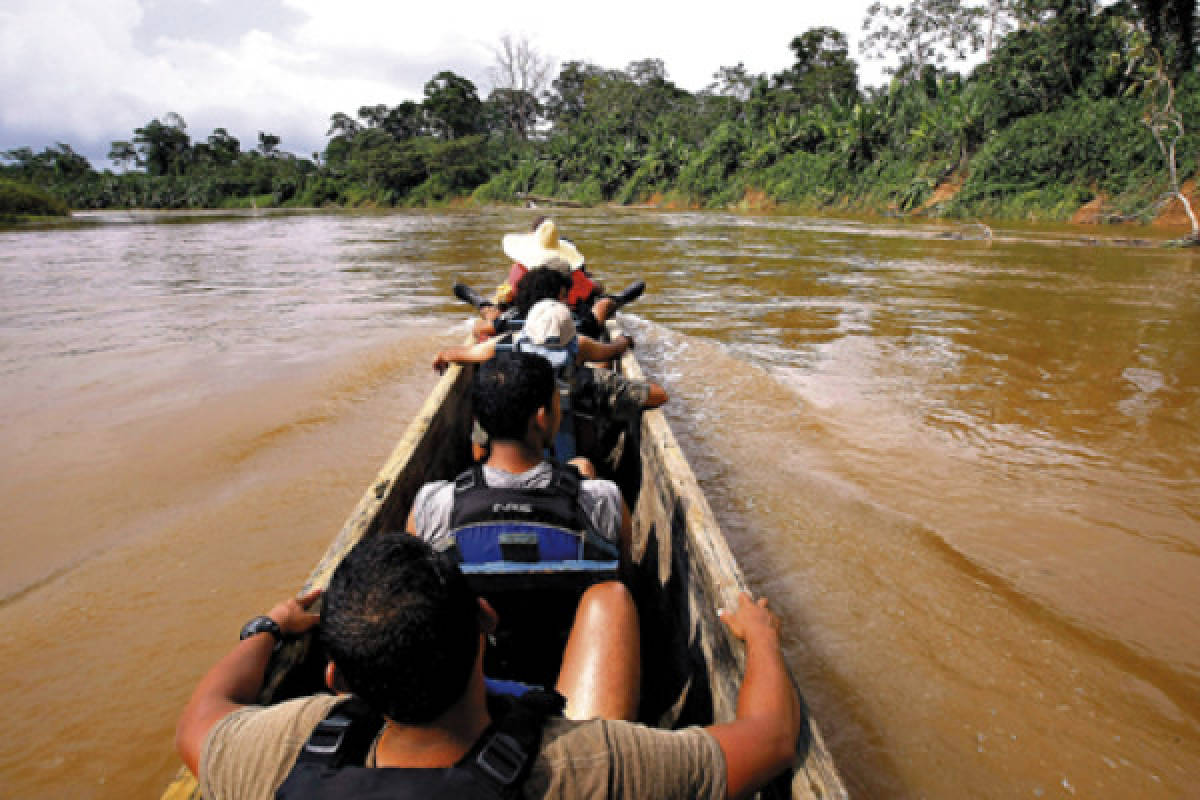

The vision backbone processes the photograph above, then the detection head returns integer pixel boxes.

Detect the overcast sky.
[1,0,916,167]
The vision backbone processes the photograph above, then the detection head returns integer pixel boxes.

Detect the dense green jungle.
[3,0,1197,228]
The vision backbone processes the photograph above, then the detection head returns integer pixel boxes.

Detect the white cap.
[522,299,576,347]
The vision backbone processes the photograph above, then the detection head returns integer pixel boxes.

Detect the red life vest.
[506,262,598,309]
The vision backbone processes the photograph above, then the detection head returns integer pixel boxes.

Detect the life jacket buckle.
[455,470,478,492]
[475,731,525,785]
[303,713,353,757]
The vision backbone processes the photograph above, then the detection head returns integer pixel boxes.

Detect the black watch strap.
[239,615,283,642]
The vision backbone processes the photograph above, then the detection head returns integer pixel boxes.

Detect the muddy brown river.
[0,209,1196,798]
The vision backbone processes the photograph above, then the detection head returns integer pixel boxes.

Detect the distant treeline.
[2,0,1198,224]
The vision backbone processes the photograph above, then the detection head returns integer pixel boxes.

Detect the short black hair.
[320,534,480,724]
[472,350,555,441]
[514,266,571,317]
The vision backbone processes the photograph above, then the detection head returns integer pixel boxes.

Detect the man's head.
[502,217,585,270]
[320,534,481,724]
[522,299,576,348]
[514,266,571,317]
[472,349,557,443]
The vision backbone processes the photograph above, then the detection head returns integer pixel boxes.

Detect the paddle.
[452,281,490,309]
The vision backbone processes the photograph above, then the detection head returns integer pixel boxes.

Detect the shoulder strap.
[545,462,618,560]
[463,689,566,798]
[293,696,383,769]
[548,460,581,501]
[454,464,486,495]
[544,460,587,533]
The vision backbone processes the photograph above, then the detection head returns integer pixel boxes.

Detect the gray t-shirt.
[200,695,726,800]
[410,462,623,549]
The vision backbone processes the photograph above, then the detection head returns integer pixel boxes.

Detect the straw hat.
[522,299,577,347]
[502,219,585,270]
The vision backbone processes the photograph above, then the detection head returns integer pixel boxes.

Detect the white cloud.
[1,0,903,165]
[280,0,877,91]
[1,0,155,139]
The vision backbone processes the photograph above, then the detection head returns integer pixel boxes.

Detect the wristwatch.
[239,615,283,642]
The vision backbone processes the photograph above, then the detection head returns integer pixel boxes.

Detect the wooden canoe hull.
[163,340,845,800]
[620,352,845,800]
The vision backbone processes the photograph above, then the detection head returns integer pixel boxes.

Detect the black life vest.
[446,463,618,563]
[275,689,565,800]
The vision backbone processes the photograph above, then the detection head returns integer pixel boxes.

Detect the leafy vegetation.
[0,177,70,218]
[2,1,1197,224]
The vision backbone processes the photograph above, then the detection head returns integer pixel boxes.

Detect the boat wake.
[619,312,1200,797]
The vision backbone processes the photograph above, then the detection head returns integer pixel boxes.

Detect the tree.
[982,0,1017,58]
[700,63,760,126]
[625,58,669,87]
[207,128,240,166]
[618,60,690,138]
[108,140,138,170]
[2,144,90,182]
[860,0,987,73]
[488,35,553,139]
[357,104,389,129]
[486,88,541,140]
[774,27,860,108]
[383,102,426,140]
[258,132,281,157]
[44,143,91,180]
[423,71,484,139]
[133,114,191,176]
[708,63,757,102]
[1,146,35,174]
[544,61,607,127]
[1001,0,1139,98]
[1137,47,1198,239]
[327,112,360,138]
[1131,0,1196,77]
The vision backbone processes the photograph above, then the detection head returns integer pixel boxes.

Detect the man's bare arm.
[175,589,321,776]
[705,592,804,799]
[577,333,632,364]
[433,338,499,373]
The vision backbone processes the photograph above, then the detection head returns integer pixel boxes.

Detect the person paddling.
[456,217,645,339]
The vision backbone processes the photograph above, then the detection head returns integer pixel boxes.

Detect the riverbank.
[7,198,1197,250]
[712,180,1200,240]
[0,178,69,220]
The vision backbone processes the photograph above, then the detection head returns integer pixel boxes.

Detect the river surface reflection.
[0,208,1196,798]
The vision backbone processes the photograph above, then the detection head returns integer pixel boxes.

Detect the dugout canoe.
[162,331,846,800]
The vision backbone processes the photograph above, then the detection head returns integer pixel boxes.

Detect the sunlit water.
[0,209,1196,798]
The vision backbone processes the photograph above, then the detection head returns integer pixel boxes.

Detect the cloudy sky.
[1,0,909,167]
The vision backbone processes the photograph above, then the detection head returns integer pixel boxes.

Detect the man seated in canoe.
[177,533,804,799]
[433,299,668,464]
[456,216,645,340]
[409,348,634,573]
[469,263,574,342]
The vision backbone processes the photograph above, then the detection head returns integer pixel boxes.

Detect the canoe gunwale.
[618,344,846,800]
